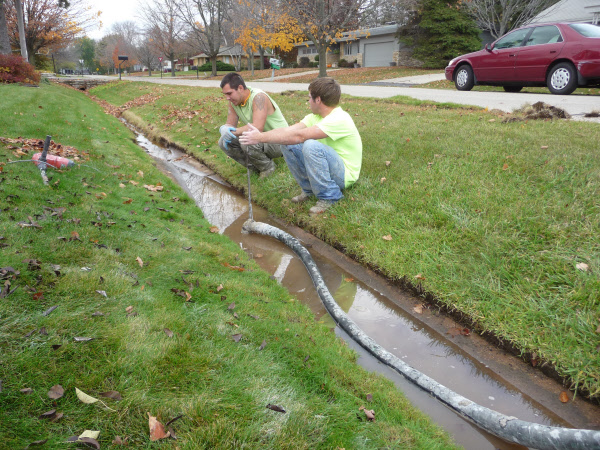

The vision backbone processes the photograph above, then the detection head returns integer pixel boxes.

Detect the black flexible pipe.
[243,219,600,450]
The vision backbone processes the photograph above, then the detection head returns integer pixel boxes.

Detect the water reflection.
[135,133,586,450]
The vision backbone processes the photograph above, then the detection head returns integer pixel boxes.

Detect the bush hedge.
[197,60,236,72]
[0,54,41,85]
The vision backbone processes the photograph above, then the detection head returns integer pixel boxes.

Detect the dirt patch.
[502,101,571,122]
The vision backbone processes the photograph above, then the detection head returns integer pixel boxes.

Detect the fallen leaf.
[217,284,224,292]
[50,412,64,422]
[380,177,386,183]
[112,436,128,445]
[502,163,509,170]
[79,437,100,449]
[385,161,391,166]
[25,439,48,447]
[125,306,134,313]
[382,235,392,241]
[78,430,100,439]
[75,387,99,404]
[38,409,57,419]
[42,305,58,316]
[363,408,375,421]
[228,302,235,310]
[413,304,423,314]
[414,274,425,281]
[232,333,242,342]
[96,290,107,297]
[259,340,267,350]
[100,390,122,400]
[136,256,143,267]
[20,388,33,394]
[209,226,219,233]
[559,391,569,403]
[266,404,286,413]
[576,262,589,272]
[148,412,170,441]
[48,384,64,399]
[366,393,373,402]
[74,337,93,342]
[541,145,548,149]
[164,328,174,337]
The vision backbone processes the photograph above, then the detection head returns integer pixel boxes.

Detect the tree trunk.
[318,42,327,78]
[0,0,11,55]
[259,46,264,70]
[248,51,254,75]
[14,0,27,60]
[170,57,175,76]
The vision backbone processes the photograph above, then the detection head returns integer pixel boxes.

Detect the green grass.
[88,80,600,400]
[0,82,459,448]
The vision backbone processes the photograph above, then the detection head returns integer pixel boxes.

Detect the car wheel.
[503,86,523,93]
[454,65,474,91]
[547,62,577,95]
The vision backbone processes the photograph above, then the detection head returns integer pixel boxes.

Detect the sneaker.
[291,192,312,203]
[259,165,276,178]
[309,199,336,215]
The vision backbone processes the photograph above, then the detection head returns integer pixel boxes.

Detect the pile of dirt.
[502,101,571,122]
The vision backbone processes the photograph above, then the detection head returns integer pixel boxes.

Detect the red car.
[445,22,600,95]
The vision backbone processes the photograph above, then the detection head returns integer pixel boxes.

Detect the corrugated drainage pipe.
[242,219,600,450]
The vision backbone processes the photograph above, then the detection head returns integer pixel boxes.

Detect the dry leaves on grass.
[148,412,170,441]
[47,384,64,399]
[359,405,375,421]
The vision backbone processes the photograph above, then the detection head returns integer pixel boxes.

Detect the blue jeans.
[283,140,345,201]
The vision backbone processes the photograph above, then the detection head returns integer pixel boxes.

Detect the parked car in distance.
[445,22,600,95]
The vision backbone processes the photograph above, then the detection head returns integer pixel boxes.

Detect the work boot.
[259,164,276,179]
[291,192,312,203]
[309,199,336,214]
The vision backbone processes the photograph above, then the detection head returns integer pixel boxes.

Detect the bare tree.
[136,33,160,75]
[459,0,560,39]
[140,0,185,76]
[177,0,231,76]
[286,0,370,77]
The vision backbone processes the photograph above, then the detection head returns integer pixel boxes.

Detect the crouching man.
[218,73,288,178]
[240,77,362,214]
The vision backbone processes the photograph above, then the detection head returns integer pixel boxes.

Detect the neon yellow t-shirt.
[301,107,362,187]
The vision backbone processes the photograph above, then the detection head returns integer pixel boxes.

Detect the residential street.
[94,73,600,122]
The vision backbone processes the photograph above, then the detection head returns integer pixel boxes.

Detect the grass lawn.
[0,82,458,449]
[87,80,600,401]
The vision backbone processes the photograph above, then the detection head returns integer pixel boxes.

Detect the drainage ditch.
[136,133,600,449]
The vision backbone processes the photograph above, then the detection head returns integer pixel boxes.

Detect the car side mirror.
[484,43,493,52]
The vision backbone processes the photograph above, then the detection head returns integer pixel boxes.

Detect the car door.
[475,27,532,82]
[514,25,565,81]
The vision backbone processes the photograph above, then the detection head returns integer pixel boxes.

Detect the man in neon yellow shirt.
[240,77,362,214]
[218,73,288,178]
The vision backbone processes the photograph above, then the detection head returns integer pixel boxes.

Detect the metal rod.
[244,147,253,221]
[39,135,51,185]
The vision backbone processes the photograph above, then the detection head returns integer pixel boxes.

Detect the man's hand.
[240,124,261,146]
[219,125,236,150]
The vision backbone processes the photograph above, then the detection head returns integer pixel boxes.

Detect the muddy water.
[137,134,599,450]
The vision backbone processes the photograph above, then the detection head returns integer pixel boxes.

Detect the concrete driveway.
[93,74,600,122]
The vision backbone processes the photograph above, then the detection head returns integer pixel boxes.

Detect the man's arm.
[240,122,327,146]
[231,92,271,135]
[225,103,239,129]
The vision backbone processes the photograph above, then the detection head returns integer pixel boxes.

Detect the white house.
[528,0,600,25]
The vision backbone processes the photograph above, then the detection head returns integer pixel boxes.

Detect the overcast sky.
[87,0,144,40]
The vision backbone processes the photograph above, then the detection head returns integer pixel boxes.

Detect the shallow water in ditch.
[136,133,598,450]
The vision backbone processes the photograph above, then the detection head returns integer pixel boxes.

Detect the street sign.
[269,58,282,70]
[158,57,163,62]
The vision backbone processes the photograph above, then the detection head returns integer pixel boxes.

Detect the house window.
[344,43,354,55]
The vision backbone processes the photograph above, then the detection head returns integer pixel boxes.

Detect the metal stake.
[245,148,253,221]
[39,135,51,185]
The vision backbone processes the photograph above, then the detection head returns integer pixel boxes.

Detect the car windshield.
[569,23,600,38]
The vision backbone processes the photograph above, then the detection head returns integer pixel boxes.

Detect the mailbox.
[118,55,129,61]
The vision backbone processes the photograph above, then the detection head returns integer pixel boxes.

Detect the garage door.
[364,41,396,67]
